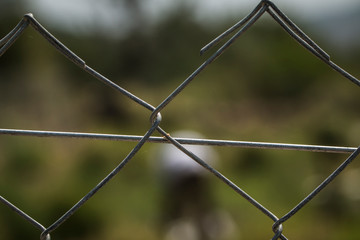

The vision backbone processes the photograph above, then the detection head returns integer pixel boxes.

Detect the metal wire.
[0,128,357,154]
[0,0,359,239]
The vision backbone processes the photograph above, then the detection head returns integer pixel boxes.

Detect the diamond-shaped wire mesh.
[0,1,359,239]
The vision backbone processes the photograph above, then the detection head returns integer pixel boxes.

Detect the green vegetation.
[0,2,359,240]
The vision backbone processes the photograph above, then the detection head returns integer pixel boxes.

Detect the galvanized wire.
[0,0,359,239]
[0,128,357,154]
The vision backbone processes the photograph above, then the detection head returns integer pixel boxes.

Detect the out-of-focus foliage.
[0,1,359,240]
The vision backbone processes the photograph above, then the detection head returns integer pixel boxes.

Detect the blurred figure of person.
[154,130,235,240]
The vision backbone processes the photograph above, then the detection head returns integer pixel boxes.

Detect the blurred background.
[0,0,359,239]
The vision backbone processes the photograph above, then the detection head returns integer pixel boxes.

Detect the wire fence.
[0,0,359,239]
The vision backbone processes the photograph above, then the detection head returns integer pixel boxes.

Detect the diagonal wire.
[156,126,288,240]
[39,114,162,240]
[272,146,360,233]
[199,0,360,87]
[199,0,265,55]
[0,14,156,112]
[157,127,279,220]
[0,195,51,240]
[265,0,330,61]
[265,1,360,87]
[150,3,269,123]
[0,18,29,57]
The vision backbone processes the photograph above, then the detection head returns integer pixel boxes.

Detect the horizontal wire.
[0,128,356,154]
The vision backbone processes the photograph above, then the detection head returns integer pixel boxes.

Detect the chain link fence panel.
[1,0,359,239]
